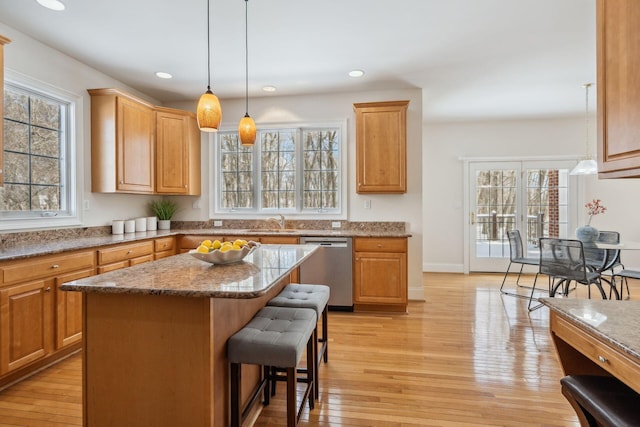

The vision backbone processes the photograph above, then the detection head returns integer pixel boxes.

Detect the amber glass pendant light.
[238,0,256,145]
[197,0,222,132]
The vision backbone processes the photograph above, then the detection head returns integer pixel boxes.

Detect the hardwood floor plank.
[1,272,632,426]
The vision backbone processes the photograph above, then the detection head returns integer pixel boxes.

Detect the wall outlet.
[364,199,371,209]
[83,200,90,210]
[192,199,200,209]
[213,220,223,227]
[331,221,341,228]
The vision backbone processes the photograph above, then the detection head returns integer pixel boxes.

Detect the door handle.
[471,212,475,225]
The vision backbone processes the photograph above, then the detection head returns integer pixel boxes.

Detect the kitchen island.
[541,298,640,393]
[61,244,317,427]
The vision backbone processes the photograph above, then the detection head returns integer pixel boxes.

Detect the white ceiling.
[0,0,596,122]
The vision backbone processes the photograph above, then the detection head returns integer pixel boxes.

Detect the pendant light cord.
[584,83,592,159]
[206,0,211,91]
[244,0,249,115]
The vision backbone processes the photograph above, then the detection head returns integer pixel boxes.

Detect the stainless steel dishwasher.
[299,236,353,311]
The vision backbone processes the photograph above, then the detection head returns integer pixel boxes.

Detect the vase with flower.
[576,198,606,243]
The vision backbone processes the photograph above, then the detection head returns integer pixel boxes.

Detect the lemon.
[212,240,222,250]
[201,239,212,248]
[219,245,232,252]
[196,245,210,253]
[233,239,246,247]
[221,241,233,247]
[232,244,242,250]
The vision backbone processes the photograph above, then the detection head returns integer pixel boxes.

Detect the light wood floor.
[1,272,635,426]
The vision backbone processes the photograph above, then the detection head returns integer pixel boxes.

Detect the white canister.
[111,220,124,235]
[124,219,136,233]
[146,216,158,231]
[135,217,147,232]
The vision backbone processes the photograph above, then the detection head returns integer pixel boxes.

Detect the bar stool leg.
[230,363,241,427]
[287,367,297,426]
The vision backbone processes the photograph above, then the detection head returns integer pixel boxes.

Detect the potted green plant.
[149,199,178,230]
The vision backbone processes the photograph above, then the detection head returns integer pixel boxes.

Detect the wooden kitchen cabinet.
[155,108,201,195]
[97,240,154,273]
[0,35,11,187]
[354,100,409,193]
[154,236,177,260]
[89,88,202,194]
[0,249,94,380]
[353,237,407,312]
[596,0,640,178]
[89,88,155,193]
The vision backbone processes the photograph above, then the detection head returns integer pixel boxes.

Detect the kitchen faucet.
[265,214,286,229]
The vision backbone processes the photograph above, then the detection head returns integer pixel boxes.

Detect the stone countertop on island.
[61,244,317,298]
[540,298,640,361]
[0,226,410,262]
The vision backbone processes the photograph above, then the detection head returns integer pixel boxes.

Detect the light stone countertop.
[60,244,318,298]
[541,298,640,361]
[0,227,410,262]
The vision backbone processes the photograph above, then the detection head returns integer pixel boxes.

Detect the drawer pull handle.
[127,250,133,254]
[51,264,60,269]
[377,244,382,248]
[45,287,51,292]
[598,355,608,364]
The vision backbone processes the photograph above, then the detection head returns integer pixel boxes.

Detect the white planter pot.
[158,219,171,230]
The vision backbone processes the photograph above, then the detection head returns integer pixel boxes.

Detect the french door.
[467,160,578,272]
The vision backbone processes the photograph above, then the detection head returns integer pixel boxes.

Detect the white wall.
[423,117,640,272]
[1,22,425,301]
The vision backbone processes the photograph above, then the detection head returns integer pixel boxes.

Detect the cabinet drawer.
[552,313,640,392]
[154,237,175,253]
[1,251,95,286]
[97,261,129,274]
[130,254,154,266]
[354,237,406,253]
[98,241,153,265]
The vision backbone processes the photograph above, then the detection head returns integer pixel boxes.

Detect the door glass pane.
[475,169,516,258]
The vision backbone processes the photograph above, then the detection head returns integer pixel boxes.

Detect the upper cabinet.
[0,35,11,187]
[596,0,640,178]
[354,100,409,193]
[89,88,201,195]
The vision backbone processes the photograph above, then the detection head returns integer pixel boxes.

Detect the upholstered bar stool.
[227,306,316,427]
[267,284,330,399]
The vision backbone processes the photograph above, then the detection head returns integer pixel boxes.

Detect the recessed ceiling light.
[155,71,173,79]
[36,0,65,11]
[349,69,365,78]
[262,85,277,93]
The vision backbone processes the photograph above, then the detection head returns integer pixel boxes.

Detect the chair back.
[539,238,589,283]
[507,230,525,261]
[597,230,622,271]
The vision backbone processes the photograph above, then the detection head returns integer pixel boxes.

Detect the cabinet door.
[354,100,409,193]
[0,280,53,374]
[353,251,407,305]
[0,36,10,187]
[156,110,189,194]
[55,269,93,349]
[597,0,640,178]
[117,96,154,192]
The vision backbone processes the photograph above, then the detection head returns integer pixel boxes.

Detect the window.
[215,123,345,216]
[1,74,79,228]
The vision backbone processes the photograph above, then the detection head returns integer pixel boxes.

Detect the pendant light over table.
[197,0,222,132]
[570,83,597,175]
[238,0,256,145]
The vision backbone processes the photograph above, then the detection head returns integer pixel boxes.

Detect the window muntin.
[1,78,76,223]
[216,124,342,215]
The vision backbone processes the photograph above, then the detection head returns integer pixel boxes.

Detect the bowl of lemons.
[188,239,259,265]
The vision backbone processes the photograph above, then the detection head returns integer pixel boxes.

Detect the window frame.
[1,69,82,230]
[211,120,347,219]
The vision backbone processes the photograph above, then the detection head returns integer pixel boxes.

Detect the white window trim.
[210,120,348,220]
[1,69,83,231]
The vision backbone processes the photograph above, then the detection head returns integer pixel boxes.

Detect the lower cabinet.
[0,249,95,380]
[353,237,407,312]
[97,240,154,273]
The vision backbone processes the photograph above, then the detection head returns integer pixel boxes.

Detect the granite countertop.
[0,227,410,262]
[541,298,640,361]
[61,244,317,298]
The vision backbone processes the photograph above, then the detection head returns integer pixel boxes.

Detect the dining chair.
[530,238,616,310]
[595,231,628,298]
[499,230,539,298]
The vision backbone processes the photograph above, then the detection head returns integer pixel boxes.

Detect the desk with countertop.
[61,244,317,427]
[541,298,640,394]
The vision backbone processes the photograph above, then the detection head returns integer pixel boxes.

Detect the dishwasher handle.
[300,237,351,248]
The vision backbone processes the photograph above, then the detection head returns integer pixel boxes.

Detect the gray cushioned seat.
[228,306,316,368]
[267,284,330,318]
